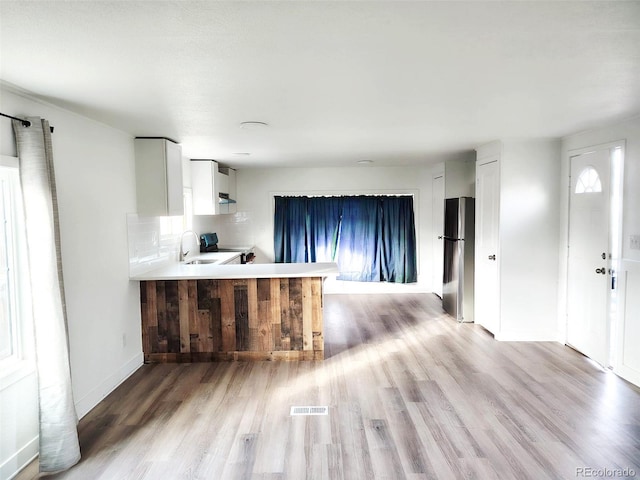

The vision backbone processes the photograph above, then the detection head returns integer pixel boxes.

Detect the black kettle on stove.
[199,232,219,252]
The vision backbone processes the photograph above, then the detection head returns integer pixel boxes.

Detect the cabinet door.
[191,160,218,215]
[165,140,184,216]
[135,138,183,216]
[475,159,500,334]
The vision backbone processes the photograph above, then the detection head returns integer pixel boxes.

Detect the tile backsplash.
[192,211,254,248]
[127,211,255,276]
[127,214,182,276]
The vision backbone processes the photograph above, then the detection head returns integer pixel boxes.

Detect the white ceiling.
[1,1,639,168]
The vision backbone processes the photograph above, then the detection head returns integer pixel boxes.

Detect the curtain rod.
[0,112,55,132]
[1,112,30,127]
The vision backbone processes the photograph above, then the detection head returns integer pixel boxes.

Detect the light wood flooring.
[16,294,640,479]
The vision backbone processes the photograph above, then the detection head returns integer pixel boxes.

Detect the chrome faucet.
[179,230,200,262]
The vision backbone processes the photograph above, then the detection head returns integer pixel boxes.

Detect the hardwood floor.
[16,294,640,479]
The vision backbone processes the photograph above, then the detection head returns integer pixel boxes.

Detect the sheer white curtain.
[12,117,81,473]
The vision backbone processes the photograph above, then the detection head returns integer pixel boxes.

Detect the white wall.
[559,115,640,386]
[431,155,476,200]
[444,155,476,198]
[205,165,438,293]
[474,139,561,341]
[498,140,561,340]
[0,85,143,479]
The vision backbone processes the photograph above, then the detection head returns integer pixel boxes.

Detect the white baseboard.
[615,365,640,389]
[74,352,143,419]
[494,330,561,342]
[2,436,38,480]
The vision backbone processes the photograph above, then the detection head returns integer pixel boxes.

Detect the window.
[0,156,28,367]
[159,187,193,235]
[274,195,418,283]
[575,166,602,194]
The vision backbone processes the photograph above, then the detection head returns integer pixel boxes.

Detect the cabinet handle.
[488,254,496,260]
[595,267,606,274]
[437,236,443,239]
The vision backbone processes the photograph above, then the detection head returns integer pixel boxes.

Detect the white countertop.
[130,258,340,281]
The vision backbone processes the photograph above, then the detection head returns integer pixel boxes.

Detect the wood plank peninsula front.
[132,262,338,363]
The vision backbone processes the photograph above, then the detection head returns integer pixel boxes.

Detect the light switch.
[630,235,640,250]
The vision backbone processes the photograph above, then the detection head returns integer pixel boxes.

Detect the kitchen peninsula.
[131,259,339,363]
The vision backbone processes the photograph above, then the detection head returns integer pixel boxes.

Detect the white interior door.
[567,149,611,367]
[475,159,500,335]
[432,174,444,297]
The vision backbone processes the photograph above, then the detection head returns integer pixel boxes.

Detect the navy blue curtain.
[336,196,382,281]
[380,196,417,283]
[307,196,342,262]
[274,196,308,262]
[274,195,417,283]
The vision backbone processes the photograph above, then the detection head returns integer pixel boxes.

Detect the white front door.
[475,159,500,335]
[567,149,611,367]
[432,174,444,297]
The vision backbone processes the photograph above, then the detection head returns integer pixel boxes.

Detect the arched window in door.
[575,166,602,194]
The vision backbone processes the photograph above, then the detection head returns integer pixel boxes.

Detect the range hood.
[218,192,237,204]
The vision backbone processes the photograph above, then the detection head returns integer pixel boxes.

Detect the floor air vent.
[290,406,329,416]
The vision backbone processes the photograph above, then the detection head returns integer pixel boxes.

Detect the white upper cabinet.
[191,160,237,215]
[134,138,184,216]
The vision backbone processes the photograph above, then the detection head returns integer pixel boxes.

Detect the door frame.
[562,140,625,367]
[474,154,501,335]
[432,172,445,297]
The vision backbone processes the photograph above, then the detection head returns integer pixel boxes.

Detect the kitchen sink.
[184,259,220,265]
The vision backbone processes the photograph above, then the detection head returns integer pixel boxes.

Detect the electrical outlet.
[631,235,640,251]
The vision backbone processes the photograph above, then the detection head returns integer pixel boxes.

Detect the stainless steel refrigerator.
[443,197,475,322]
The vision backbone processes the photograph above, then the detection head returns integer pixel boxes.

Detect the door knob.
[438,236,443,239]
[488,254,496,260]
[595,267,606,274]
